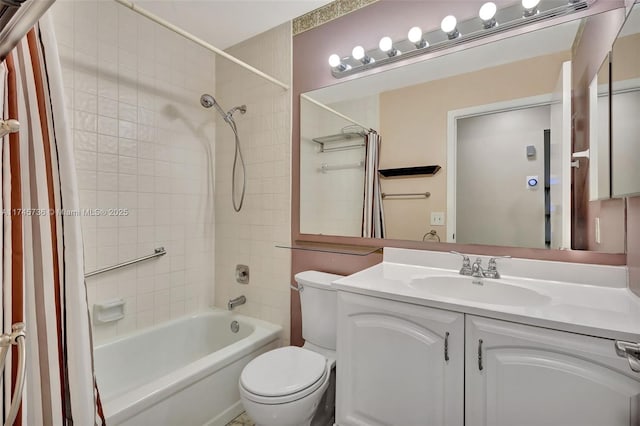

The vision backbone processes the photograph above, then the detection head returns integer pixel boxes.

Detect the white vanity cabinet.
[465,315,640,426]
[336,291,464,426]
[336,292,640,426]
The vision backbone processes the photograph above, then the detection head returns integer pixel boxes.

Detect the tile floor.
[226,412,255,426]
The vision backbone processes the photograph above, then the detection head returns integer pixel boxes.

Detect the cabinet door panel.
[337,292,464,426]
[466,316,640,426]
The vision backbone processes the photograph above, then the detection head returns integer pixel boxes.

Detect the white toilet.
[239,270,341,426]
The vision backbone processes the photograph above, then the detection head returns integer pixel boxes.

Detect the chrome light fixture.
[379,36,400,57]
[408,26,428,49]
[522,0,541,17]
[352,45,374,64]
[328,0,589,79]
[328,54,350,71]
[479,2,498,29]
[441,15,460,39]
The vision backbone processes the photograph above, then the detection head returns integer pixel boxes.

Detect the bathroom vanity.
[333,248,640,426]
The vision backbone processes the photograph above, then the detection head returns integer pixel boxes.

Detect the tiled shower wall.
[51,0,217,341]
[214,23,292,345]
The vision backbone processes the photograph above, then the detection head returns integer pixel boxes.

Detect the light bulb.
[328,54,341,68]
[522,0,541,9]
[352,46,365,60]
[522,0,540,15]
[408,26,423,43]
[441,15,457,34]
[479,2,497,21]
[379,36,393,52]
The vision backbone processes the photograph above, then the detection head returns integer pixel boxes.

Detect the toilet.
[239,270,341,426]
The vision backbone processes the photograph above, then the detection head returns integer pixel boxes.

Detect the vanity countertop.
[332,248,640,342]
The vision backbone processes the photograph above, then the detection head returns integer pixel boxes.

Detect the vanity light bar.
[329,0,591,78]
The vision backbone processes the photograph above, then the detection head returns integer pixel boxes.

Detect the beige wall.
[379,51,570,241]
[214,23,292,345]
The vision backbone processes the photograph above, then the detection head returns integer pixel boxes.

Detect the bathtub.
[94,309,282,426]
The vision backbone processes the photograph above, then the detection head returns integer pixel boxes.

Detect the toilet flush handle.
[290,284,303,292]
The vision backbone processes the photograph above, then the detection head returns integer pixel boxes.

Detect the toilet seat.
[240,347,328,405]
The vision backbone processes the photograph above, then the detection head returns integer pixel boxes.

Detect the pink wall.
[628,197,640,297]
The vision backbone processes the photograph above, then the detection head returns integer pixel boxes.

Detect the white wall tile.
[52,0,215,341]
[215,23,292,345]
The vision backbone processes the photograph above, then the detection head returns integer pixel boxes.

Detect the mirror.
[611,3,640,197]
[300,14,624,252]
[589,55,611,201]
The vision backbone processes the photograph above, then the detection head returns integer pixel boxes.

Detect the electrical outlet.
[430,212,445,226]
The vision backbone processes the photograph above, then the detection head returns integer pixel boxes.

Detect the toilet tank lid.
[295,270,344,289]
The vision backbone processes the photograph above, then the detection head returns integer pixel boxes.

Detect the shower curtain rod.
[301,94,370,130]
[113,0,290,91]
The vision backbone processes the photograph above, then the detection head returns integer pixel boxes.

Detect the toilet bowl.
[238,271,342,426]
[239,346,334,426]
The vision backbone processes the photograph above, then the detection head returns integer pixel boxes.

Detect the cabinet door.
[466,315,640,426]
[336,292,464,426]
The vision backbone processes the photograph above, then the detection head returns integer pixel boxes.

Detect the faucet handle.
[487,255,511,269]
[450,251,470,264]
[486,256,511,278]
[451,251,472,275]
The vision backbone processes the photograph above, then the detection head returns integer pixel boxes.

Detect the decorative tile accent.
[317,2,340,26]
[292,0,380,35]
[339,0,363,15]
[293,12,317,35]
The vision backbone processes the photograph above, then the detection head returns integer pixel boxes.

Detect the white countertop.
[332,248,640,342]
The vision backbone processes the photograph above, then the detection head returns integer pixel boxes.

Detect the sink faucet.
[471,258,485,278]
[228,295,246,310]
[451,252,511,280]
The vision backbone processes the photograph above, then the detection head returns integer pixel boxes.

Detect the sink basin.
[408,275,550,306]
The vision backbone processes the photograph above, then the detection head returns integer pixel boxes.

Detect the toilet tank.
[295,271,343,351]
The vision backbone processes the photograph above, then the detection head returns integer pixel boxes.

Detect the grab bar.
[319,160,364,173]
[85,247,166,278]
[382,192,431,199]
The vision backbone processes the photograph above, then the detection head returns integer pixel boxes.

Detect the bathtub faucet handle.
[228,295,247,310]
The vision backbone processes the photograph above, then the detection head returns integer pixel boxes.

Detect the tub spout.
[228,295,246,310]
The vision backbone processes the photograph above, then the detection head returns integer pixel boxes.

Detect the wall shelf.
[276,242,381,256]
[379,165,441,178]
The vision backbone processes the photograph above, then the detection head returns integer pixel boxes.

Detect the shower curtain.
[362,130,385,238]
[1,16,104,425]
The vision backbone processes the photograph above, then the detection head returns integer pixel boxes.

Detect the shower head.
[200,94,216,108]
[200,93,228,120]
[201,94,247,123]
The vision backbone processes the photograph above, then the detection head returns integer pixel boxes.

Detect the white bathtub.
[94,309,282,426]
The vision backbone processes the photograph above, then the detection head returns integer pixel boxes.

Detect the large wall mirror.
[299,9,626,254]
[611,2,640,198]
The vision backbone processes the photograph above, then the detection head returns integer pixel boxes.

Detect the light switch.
[431,212,445,226]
